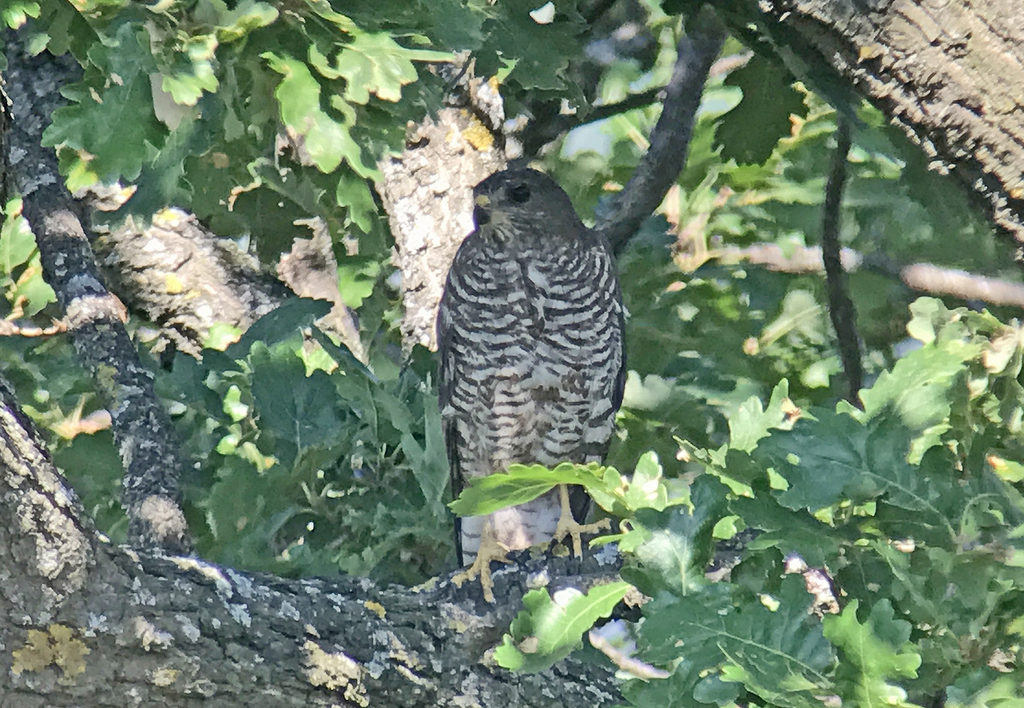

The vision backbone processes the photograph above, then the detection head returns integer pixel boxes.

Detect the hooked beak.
[474,194,492,226]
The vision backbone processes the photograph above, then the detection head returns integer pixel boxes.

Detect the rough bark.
[276,218,367,362]
[0,375,623,706]
[377,107,505,352]
[93,203,294,359]
[6,47,190,554]
[712,0,1024,254]
[4,36,351,361]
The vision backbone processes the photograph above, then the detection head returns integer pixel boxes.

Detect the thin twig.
[820,116,862,405]
[713,243,1024,308]
[582,88,662,126]
[578,52,751,134]
[595,6,727,254]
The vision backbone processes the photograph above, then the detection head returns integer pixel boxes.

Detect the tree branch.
[713,243,1024,309]
[595,6,727,254]
[92,200,298,359]
[709,0,1024,255]
[0,377,95,622]
[0,376,623,705]
[378,108,506,351]
[820,117,862,404]
[5,43,190,552]
[526,51,751,158]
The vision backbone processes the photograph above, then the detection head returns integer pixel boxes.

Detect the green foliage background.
[3,1,1024,705]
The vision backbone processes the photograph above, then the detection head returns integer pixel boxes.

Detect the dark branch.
[5,42,191,552]
[533,52,752,152]
[585,89,661,125]
[522,88,662,157]
[820,116,862,405]
[595,6,727,254]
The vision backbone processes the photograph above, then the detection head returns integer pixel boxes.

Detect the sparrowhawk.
[437,167,626,601]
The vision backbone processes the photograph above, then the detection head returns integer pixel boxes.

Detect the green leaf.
[309,31,447,104]
[495,581,631,673]
[373,385,448,513]
[860,341,976,454]
[43,23,167,185]
[823,600,922,708]
[625,477,724,596]
[2,2,39,30]
[448,462,592,516]
[623,656,737,708]
[110,107,212,220]
[0,203,56,315]
[946,676,1024,708]
[214,1,279,43]
[449,455,688,518]
[157,33,220,106]
[1,203,36,271]
[639,576,835,708]
[852,417,959,522]
[716,55,808,165]
[309,326,376,382]
[263,52,366,174]
[728,380,793,452]
[477,0,584,91]
[225,297,332,360]
[250,344,344,469]
[335,170,378,232]
[731,492,842,568]
[590,452,690,516]
[757,409,869,512]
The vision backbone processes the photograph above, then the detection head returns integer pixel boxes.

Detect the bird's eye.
[508,183,531,204]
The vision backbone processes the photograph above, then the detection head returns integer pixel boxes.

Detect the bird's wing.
[570,239,628,522]
[437,249,469,565]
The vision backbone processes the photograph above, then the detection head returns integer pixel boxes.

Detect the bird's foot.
[452,525,510,603]
[552,484,612,557]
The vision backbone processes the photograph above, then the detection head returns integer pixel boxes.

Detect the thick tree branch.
[378,108,505,351]
[92,201,297,359]
[0,377,623,706]
[5,44,190,552]
[0,377,95,622]
[595,6,727,253]
[711,0,1024,255]
[820,117,862,404]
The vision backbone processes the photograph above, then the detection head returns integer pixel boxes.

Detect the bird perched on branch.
[438,167,626,602]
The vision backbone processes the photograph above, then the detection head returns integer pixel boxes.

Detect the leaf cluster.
[157,299,452,582]
[459,298,1024,706]
[5,2,1024,706]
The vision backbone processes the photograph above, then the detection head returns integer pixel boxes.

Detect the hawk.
[437,167,626,601]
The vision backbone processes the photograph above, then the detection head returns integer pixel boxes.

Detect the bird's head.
[471,167,585,246]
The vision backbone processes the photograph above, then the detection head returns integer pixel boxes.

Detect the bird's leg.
[451,520,510,603]
[552,484,611,557]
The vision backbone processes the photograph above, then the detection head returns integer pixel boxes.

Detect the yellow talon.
[452,521,510,603]
[552,484,611,557]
